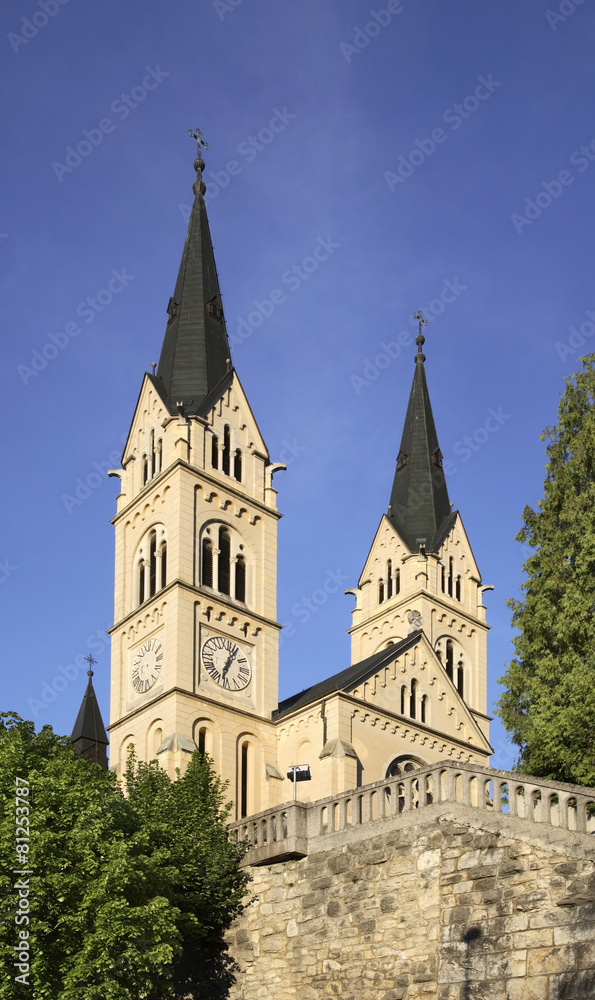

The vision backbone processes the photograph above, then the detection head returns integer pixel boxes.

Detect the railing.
[229,761,595,865]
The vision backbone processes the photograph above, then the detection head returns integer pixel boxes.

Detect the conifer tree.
[497,355,595,786]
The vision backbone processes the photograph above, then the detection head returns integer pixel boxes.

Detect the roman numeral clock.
[201,634,252,692]
[131,637,164,695]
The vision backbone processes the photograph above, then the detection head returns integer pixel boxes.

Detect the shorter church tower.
[274,316,492,799]
[71,659,109,770]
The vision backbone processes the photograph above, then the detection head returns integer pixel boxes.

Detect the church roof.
[155,141,232,415]
[274,631,422,719]
[387,321,454,552]
[70,671,109,746]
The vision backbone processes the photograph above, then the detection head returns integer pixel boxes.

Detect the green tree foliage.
[497,355,595,786]
[0,713,249,999]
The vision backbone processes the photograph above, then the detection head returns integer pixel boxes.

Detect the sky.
[2,0,594,772]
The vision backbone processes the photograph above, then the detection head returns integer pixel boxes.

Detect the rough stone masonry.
[227,802,595,1000]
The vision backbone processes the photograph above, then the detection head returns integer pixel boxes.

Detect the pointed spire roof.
[387,314,454,552]
[71,663,109,768]
[156,132,232,414]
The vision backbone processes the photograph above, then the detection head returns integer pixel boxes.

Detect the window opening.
[218,527,231,595]
[222,426,231,476]
[234,448,242,482]
[202,538,213,588]
[235,555,246,602]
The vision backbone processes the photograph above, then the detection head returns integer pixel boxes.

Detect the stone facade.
[227,767,595,999]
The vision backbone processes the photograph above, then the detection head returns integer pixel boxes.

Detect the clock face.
[201,636,251,691]
[131,638,163,694]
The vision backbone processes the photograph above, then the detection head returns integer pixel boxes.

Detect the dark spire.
[387,312,454,552]
[156,130,232,414]
[71,656,109,770]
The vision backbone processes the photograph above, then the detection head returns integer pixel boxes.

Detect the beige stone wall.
[228,805,595,1000]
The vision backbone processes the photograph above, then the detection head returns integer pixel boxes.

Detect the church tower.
[107,138,285,818]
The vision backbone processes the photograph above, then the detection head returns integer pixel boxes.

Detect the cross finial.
[84,653,97,677]
[413,310,428,362]
[188,127,210,153]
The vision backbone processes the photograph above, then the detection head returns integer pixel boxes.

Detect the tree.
[0,713,249,999]
[497,355,595,787]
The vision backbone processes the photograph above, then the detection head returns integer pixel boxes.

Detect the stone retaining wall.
[227,800,595,1000]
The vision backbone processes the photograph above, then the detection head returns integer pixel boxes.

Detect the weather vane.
[188,127,210,153]
[84,653,97,676]
[413,310,427,339]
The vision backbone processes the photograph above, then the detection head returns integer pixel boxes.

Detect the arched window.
[150,430,156,478]
[441,564,446,592]
[142,456,149,485]
[400,685,406,715]
[448,557,454,597]
[160,542,167,589]
[202,538,213,588]
[138,560,145,605]
[197,727,206,755]
[455,575,462,601]
[410,678,417,719]
[387,560,393,599]
[386,757,421,779]
[395,568,401,595]
[222,425,231,476]
[457,664,464,698]
[235,555,246,602]
[149,531,157,597]
[234,449,242,482]
[218,527,231,595]
[421,694,427,724]
[211,434,219,469]
[156,439,162,474]
[445,640,454,681]
[240,740,249,818]
[378,580,385,604]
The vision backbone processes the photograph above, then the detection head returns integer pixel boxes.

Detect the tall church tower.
[108,140,284,818]
[347,317,492,749]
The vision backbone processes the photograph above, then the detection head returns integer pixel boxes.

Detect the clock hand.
[222,647,239,677]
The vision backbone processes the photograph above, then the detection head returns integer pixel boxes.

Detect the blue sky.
[2,0,594,772]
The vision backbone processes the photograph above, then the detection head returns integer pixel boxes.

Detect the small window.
[218,527,231,595]
[143,456,149,485]
[448,558,454,598]
[208,296,224,322]
[160,542,167,589]
[441,565,446,592]
[198,727,206,755]
[409,678,417,719]
[149,531,157,597]
[138,560,145,605]
[379,580,385,605]
[455,575,462,602]
[235,555,246,602]
[421,694,427,723]
[387,560,393,599]
[445,640,454,681]
[156,439,163,474]
[202,538,213,588]
[240,741,249,819]
[233,448,242,482]
[395,568,401,595]
[400,685,406,715]
[211,435,219,470]
[457,665,464,698]
[396,451,407,471]
[222,426,231,476]
[150,430,156,478]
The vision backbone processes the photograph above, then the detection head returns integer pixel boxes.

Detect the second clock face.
[202,636,251,691]
[131,638,163,694]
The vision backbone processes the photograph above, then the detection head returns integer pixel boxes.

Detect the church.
[74,139,493,819]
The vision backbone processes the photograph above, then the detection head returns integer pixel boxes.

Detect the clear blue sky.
[2,0,594,771]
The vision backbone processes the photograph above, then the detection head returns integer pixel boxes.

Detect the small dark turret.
[70,656,109,769]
